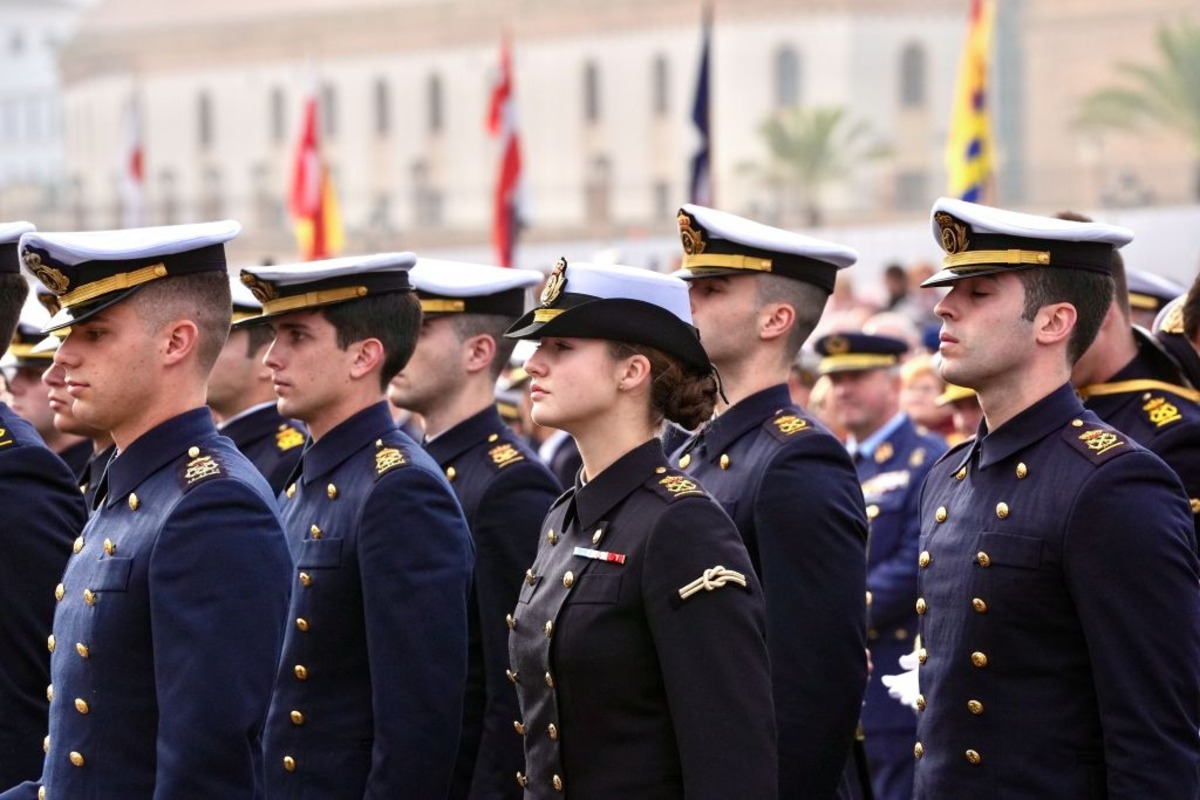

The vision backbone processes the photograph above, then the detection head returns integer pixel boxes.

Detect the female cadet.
[503,259,777,799]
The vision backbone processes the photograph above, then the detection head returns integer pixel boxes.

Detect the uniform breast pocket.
[91,557,133,592]
[518,575,541,604]
[563,574,622,605]
[978,531,1042,570]
[296,538,344,569]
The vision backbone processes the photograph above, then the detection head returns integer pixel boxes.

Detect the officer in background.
[672,205,869,799]
[4,318,91,475]
[0,222,85,790]
[1154,278,1200,388]
[1125,266,1186,330]
[1067,213,1200,545]
[242,254,474,800]
[387,259,561,799]
[4,220,292,800]
[816,332,947,800]
[207,277,305,494]
[934,383,982,446]
[914,198,1198,798]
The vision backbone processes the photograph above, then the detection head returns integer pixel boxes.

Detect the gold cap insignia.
[375,446,406,476]
[678,212,706,256]
[540,258,568,307]
[489,442,525,468]
[185,455,222,484]
[240,272,278,303]
[24,251,70,295]
[1079,428,1124,455]
[1160,297,1186,335]
[934,212,972,255]
[823,335,850,355]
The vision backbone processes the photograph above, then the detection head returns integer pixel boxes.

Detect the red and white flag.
[290,80,343,260]
[120,91,145,228]
[487,39,523,267]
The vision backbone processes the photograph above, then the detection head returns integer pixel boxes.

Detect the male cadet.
[40,338,116,508]
[6,319,91,476]
[816,332,946,800]
[240,254,475,799]
[387,259,561,800]
[3,221,292,800]
[207,277,305,494]
[1067,214,1200,545]
[1154,275,1200,387]
[672,205,870,799]
[914,198,1198,798]
[0,223,85,790]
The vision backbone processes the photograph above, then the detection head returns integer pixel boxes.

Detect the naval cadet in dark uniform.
[817,332,947,800]
[208,277,305,494]
[241,254,475,800]
[2,220,292,800]
[672,205,870,799]
[1069,223,1200,544]
[1154,281,1200,389]
[388,259,560,800]
[504,258,777,799]
[913,198,1198,799]
[5,320,91,477]
[0,222,86,790]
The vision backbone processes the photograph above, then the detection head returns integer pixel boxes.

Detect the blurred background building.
[0,0,1197,286]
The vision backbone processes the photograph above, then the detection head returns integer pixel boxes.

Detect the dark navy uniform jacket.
[263,401,475,800]
[509,439,777,799]
[56,439,92,482]
[220,402,306,496]
[1,407,292,800]
[915,384,1199,799]
[856,414,946,736]
[0,404,84,790]
[1080,335,1200,547]
[79,445,115,511]
[425,406,561,800]
[672,384,868,799]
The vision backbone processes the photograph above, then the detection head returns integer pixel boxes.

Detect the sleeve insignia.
[909,447,926,467]
[0,426,11,447]
[1064,425,1128,465]
[180,453,224,488]
[276,424,305,452]
[1143,396,1182,428]
[375,445,408,478]
[874,442,894,464]
[767,412,813,441]
[678,565,747,600]
[653,473,706,501]
[488,442,526,469]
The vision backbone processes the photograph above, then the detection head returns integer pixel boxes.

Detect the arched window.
[652,55,669,117]
[899,43,927,108]
[583,61,601,123]
[427,74,443,134]
[774,46,801,108]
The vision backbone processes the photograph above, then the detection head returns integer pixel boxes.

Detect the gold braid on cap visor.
[57,263,168,309]
[941,249,1051,273]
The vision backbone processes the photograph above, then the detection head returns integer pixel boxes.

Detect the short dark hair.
[0,274,29,344]
[1056,210,1129,320]
[755,273,830,362]
[243,322,275,358]
[450,314,519,381]
[128,271,231,374]
[321,291,422,390]
[1018,268,1114,364]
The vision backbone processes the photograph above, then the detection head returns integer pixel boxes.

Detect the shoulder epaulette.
[276,424,305,452]
[648,470,707,502]
[486,439,526,471]
[374,438,412,480]
[178,445,225,490]
[1062,421,1131,466]
[1142,395,1187,429]
[764,409,816,442]
[0,425,13,448]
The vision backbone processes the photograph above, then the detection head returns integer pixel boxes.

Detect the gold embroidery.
[489,443,525,468]
[540,258,567,306]
[677,212,706,256]
[240,272,278,303]
[375,447,406,475]
[185,455,222,484]
[276,425,305,451]
[660,475,701,496]
[774,414,809,435]
[1143,396,1182,428]
[24,252,70,294]
[1079,428,1124,456]
[934,212,971,254]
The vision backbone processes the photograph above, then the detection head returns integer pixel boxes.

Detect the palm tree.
[1076,22,1200,198]
[741,105,890,227]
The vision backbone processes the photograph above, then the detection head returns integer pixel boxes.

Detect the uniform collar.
[956,383,1083,472]
[217,400,278,430]
[300,401,397,482]
[848,410,908,460]
[574,438,664,531]
[703,383,793,455]
[106,407,217,507]
[424,405,508,466]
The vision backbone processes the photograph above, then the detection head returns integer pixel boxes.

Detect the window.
[652,55,669,117]
[269,87,286,144]
[197,92,213,149]
[895,170,929,211]
[412,160,443,227]
[427,74,442,134]
[374,78,390,137]
[774,46,801,108]
[201,166,222,219]
[321,83,337,139]
[584,155,611,221]
[158,169,179,225]
[899,43,926,108]
[653,180,671,219]
[583,61,600,123]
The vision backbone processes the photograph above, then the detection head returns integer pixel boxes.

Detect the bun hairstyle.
[608,341,717,431]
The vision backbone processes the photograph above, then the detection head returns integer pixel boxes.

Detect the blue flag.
[689,9,712,206]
